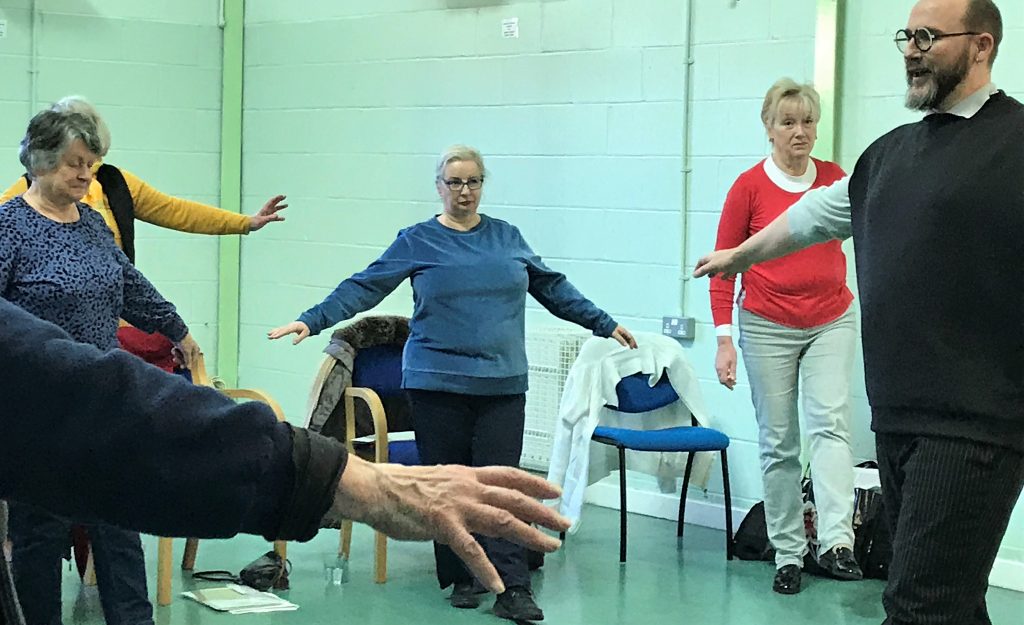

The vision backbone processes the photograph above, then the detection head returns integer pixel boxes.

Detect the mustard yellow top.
[1,165,251,249]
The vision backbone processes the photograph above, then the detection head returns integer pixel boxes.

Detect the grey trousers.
[739,305,858,568]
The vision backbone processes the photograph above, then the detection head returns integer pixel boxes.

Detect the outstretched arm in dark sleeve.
[0,297,345,542]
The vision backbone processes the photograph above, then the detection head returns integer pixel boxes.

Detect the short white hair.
[435,145,486,180]
[50,95,111,157]
[760,78,821,129]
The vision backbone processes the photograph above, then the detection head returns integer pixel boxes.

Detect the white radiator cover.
[520,327,589,472]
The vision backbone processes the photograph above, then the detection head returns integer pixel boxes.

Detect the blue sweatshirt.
[299,214,618,395]
[0,197,186,350]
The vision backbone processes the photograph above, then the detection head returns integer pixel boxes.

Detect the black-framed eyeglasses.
[440,176,484,191]
[894,27,978,53]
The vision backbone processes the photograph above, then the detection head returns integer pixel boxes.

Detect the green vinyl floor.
[52,504,1022,625]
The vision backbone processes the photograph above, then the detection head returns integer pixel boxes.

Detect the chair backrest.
[351,343,411,434]
[351,345,403,397]
[607,371,680,414]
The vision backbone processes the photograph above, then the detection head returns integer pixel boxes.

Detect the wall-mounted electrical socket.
[662,316,696,340]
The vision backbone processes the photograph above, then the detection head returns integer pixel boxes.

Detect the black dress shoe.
[818,546,864,581]
[773,564,802,594]
[493,586,544,621]
[449,582,481,609]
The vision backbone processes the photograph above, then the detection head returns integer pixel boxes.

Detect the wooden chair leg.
[721,449,735,560]
[157,537,173,606]
[339,520,353,558]
[618,446,627,564]
[273,540,287,561]
[373,531,387,584]
[83,548,97,586]
[677,452,696,539]
[181,538,199,571]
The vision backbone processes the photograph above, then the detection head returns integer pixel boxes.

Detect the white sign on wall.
[502,17,519,39]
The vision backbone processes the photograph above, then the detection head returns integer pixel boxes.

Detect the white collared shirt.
[928,82,999,118]
[763,155,818,194]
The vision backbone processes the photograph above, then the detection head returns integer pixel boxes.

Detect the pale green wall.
[0,0,224,366]
[238,0,695,421]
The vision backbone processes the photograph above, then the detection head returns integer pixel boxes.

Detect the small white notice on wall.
[502,17,519,39]
[0,20,8,39]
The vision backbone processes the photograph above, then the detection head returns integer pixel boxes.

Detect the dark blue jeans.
[405,390,529,591]
[8,503,152,625]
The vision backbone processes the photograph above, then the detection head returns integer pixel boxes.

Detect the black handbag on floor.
[733,501,775,561]
[852,462,892,579]
[192,550,290,591]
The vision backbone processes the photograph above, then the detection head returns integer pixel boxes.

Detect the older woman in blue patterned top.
[0,109,199,625]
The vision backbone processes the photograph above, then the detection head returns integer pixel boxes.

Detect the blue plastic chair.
[589,371,734,563]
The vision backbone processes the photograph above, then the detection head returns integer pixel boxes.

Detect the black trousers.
[8,503,153,625]
[876,431,1024,625]
[406,390,529,590]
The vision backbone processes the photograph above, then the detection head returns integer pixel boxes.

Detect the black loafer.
[449,582,481,609]
[818,546,864,581]
[773,564,802,594]
[493,586,543,621]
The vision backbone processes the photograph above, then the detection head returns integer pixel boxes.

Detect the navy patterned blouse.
[0,196,187,350]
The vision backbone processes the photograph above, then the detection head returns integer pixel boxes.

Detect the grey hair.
[50,95,111,157]
[18,109,104,177]
[435,144,487,180]
[760,78,822,129]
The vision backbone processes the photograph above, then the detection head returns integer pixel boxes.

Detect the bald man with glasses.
[694,1,1022,623]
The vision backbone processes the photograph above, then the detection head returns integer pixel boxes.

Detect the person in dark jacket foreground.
[0,296,569,624]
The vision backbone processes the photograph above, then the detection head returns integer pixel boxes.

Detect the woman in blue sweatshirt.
[270,145,634,622]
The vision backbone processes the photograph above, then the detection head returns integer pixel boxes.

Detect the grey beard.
[905,52,970,111]
[905,78,939,110]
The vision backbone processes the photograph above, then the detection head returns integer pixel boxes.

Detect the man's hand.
[693,247,751,280]
[326,456,570,594]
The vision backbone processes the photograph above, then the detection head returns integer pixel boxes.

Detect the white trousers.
[739,305,857,568]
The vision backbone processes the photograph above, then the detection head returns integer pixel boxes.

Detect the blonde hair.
[50,95,111,157]
[435,144,486,180]
[760,78,821,129]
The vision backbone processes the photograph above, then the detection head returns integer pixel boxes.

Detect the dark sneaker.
[818,546,864,581]
[493,586,543,621]
[449,582,481,609]
[773,564,802,595]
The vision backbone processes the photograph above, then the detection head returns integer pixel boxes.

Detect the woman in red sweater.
[710,79,860,595]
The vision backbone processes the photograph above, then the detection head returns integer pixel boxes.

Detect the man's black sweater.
[848,91,1024,451]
